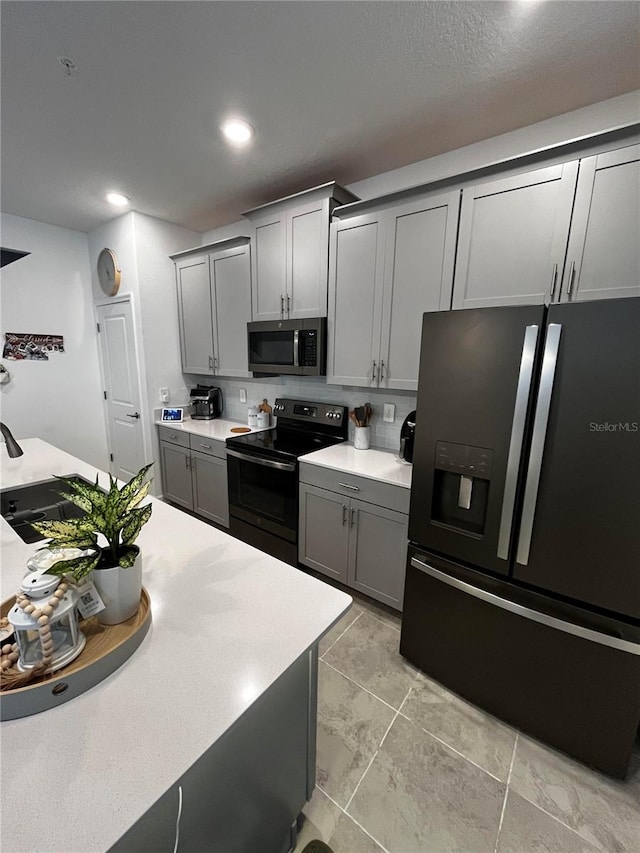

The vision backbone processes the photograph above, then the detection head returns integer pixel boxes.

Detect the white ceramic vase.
[92,549,142,625]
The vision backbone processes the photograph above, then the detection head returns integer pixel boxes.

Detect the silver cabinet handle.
[208,355,213,370]
[372,360,377,385]
[516,323,562,566]
[281,295,285,317]
[338,482,360,491]
[566,261,576,300]
[411,556,640,656]
[342,505,347,526]
[213,356,218,369]
[549,263,558,302]
[286,294,290,315]
[126,412,140,419]
[350,507,357,528]
[199,443,212,449]
[497,324,539,560]
[185,454,190,469]
[380,360,385,381]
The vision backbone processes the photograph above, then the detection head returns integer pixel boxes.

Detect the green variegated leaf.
[54,474,107,512]
[118,546,139,568]
[121,503,152,546]
[56,489,93,513]
[30,518,97,545]
[119,463,153,509]
[125,480,150,511]
[47,551,101,582]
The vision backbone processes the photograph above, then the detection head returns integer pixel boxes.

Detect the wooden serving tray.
[0,588,151,721]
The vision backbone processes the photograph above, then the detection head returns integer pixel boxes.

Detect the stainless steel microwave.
[247,317,327,376]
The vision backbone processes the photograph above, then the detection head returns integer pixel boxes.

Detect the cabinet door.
[251,214,286,321]
[452,162,579,309]
[561,144,640,302]
[348,500,408,610]
[175,255,215,374]
[210,244,252,378]
[287,199,328,318]
[298,484,350,582]
[327,213,386,387]
[191,449,229,527]
[379,191,460,392]
[160,441,193,510]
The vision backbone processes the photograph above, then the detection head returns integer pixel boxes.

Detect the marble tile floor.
[294,593,640,853]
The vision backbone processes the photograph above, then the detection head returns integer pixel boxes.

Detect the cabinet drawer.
[189,435,226,459]
[299,462,410,514]
[157,426,190,448]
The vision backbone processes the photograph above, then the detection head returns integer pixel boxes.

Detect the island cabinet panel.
[159,430,229,527]
[299,467,409,610]
[110,648,317,853]
[175,254,215,374]
[452,162,579,309]
[246,182,358,321]
[328,190,459,391]
[172,238,251,378]
[560,144,640,302]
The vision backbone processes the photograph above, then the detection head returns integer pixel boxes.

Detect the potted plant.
[31,463,153,625]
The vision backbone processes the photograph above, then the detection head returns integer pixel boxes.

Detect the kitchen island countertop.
[1,439,351,853]
[300,442,412,489]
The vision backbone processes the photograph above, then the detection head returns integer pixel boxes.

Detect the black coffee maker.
[399,411,416,463]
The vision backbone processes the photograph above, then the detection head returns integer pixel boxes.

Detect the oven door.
[226,449,298,542]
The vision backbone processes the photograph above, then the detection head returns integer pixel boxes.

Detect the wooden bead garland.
[0,582,68,681]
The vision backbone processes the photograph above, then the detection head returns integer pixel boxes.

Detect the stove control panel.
[273,398,348,438]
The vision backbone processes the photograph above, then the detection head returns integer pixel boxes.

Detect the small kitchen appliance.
[247,318,327,376]
[190,385,223,420]
[226,398,347,564]
[398,411,416,463]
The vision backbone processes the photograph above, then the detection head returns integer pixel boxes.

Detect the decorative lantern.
[7,570,85,673]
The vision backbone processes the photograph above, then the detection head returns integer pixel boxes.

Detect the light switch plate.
[160,387,169,403]
[383,403,395,423]
[239,388,247,403]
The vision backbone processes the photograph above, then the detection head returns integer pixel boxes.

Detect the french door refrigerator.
[400,298,640,778]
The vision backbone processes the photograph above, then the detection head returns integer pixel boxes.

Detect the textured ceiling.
[1,1,639,233]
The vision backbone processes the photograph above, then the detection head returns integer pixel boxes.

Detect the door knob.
[126,412,140,419]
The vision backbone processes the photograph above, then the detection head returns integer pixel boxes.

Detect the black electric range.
[226,398,348,564]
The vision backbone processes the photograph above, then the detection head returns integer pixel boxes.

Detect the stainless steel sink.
[0,475,92,544]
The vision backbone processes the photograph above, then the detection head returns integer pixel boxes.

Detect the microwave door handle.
[516,323,562,566]
[496,324,539,560]
[293,330,300,368]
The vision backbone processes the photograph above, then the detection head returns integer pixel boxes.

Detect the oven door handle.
[226,448,297,472]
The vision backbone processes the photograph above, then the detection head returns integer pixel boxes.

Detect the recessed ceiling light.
[221,119,254,144]
[106,192,130,207]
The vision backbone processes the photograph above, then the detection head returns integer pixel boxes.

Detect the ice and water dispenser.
[431,441,493,536]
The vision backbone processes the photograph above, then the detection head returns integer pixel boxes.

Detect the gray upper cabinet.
[452,162,579,309]
[171,237,251,378]
[560,144,640,302]
[245,182,358,321]
[175,254,215,374]
[328,190,459,391]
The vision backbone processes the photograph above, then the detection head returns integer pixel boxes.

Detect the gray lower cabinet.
[159,429,229,527]
[299,467,409,609]
[110,647,317,853]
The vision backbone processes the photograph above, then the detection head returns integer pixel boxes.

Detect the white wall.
[87,212,198,487]
[0,213,108,468]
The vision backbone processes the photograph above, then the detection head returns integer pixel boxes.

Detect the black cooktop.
[226,398,348,463]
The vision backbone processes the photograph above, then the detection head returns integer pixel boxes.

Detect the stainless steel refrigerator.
[400,298,640,778]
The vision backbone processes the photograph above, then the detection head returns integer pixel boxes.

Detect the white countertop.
[155,415,269,441]
[300,443,413,489]
[1,439,351,853]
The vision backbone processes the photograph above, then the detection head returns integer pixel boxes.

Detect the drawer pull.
[199,443,212,449]
[338,482,360,491]
[342,505,347,525]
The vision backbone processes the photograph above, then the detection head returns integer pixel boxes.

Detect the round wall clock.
[97,248,121,296]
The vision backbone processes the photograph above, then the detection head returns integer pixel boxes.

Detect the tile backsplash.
[183,374,416,451]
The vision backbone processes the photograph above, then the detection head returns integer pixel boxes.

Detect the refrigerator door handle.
[410,557,640,656]
[516,323,563,566]
[496,324,540,560]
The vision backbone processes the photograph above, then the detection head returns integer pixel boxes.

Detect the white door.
[96,297,146,481]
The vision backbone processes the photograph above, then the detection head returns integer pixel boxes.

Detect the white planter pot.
[92,550,142,626]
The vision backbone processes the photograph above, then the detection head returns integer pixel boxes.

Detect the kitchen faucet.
[0,422,24,457]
